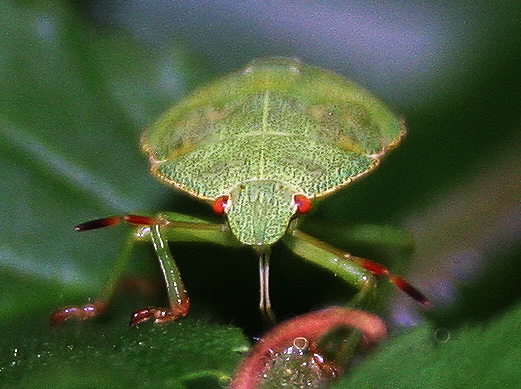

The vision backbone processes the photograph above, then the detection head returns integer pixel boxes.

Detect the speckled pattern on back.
[141,58,405,201]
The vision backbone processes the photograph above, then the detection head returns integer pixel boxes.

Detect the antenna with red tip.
[74,215,159,231]
[359,258,430,307]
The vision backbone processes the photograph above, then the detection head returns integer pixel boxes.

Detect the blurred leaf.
[0,0,203,319]
[336,300,521,388]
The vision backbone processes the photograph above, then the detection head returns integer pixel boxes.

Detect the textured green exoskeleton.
[142,58,404,246]
[52,58,427,327]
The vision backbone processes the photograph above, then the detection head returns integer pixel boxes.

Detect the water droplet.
[136,226,150,239]
[435,328,450,343]
[293,337,308,350]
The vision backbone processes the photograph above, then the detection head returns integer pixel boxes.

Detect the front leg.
[129,223,189,325]
[51,213,239,326]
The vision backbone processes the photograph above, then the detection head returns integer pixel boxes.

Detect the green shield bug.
[51,58,429,326]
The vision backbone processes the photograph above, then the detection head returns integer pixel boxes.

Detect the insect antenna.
[359,259,430,307]
[74,215,159,231]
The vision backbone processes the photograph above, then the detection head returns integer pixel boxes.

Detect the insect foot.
[129,297,190,326]
[230,307,387,389]
[50,301,107,325]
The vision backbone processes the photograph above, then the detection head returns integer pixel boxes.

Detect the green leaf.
[0,316,249,388]
[336,300,521,388]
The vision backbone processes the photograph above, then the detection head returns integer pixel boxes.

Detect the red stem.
[230,307,387,389]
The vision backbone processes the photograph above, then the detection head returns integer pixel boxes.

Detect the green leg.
[281,229,429,307]
[50,213,240,326]
[50,229,138,325]
[129,223,191,325]
[281,230,376,307]
[161,216,276,323]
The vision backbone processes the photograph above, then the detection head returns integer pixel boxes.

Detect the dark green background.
[1,1,520,387]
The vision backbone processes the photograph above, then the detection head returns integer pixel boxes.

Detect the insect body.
[51,58,428,326]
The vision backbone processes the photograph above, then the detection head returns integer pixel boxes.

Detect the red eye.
[293,194,312,214]
[212,195,230,215]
